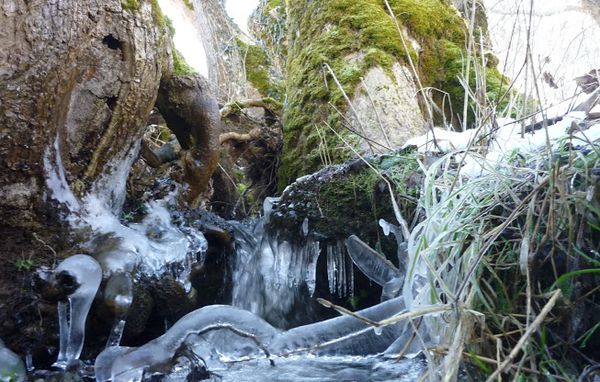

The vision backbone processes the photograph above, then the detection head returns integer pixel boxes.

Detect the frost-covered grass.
[399,118,600,380]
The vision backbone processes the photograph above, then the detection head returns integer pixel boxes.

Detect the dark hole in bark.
[102,34,122,50]
[106,96,118,111]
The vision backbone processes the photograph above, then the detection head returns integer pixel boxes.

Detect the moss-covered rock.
[258,0,509,189]
[268,148,423,244]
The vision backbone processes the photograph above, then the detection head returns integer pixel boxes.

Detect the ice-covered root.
[110,305,280,381]
[104,273,133,348]
[52,255,102,369]
[0,339,26,382]
[345,235,403,301]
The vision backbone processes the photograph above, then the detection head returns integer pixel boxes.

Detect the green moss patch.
[274,0,509,189]
[172,49,197,76]
[236,39,284,99]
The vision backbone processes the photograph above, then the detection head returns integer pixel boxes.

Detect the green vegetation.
[172,49,197,76]
[276,0,508,189]
[236,39,283,98]
[181,0,194,10]
[149,0,167,29]
[122,0,140,11]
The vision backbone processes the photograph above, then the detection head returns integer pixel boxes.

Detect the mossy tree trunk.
[250,0,506,189]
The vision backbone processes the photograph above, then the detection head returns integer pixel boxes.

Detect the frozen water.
[325,241,353,298]
[104,273,133,348]
[103,296,412,380]
[109,305,280,381]
[231,217,321,327]
[345,235,400,288]
[43,135,209,293]
[167,354,426,382]
[95,346,134,382]
[53,255,102,369]
[0,339,26,382]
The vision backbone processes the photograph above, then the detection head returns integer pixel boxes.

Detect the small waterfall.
[230,198,358,327]
[230,219,321,326]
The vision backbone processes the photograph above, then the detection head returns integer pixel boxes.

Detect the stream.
[10,137,430,381]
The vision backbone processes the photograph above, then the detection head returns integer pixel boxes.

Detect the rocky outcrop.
[0,0,168,361]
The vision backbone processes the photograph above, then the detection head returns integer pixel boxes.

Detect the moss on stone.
[275,0,510,189]
[236,39,283,99]
[269,148,422,243]
[122,0,140,11]
[172,49,197,76]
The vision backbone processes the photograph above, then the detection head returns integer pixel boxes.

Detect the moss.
[236,39,283,99]
[172,49,197,76]
[181,0,194,10]
[270,149,422,245]
[149,0,167,29]
[275,0,510,189]
[122,0,140,11]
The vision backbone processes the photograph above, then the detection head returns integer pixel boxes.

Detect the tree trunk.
[0,0,168,359]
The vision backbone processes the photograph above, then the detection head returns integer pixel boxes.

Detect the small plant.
[15,256,34,272]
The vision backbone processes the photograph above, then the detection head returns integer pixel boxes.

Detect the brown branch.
[219,128,263,145]
[220,97,282,118]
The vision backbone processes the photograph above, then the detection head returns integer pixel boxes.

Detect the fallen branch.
[220,97,282,118]
[219,128,263,145]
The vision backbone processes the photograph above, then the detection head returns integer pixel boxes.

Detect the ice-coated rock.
[0,339,26,382]
[109,305,280,381]
[52,255,102,369]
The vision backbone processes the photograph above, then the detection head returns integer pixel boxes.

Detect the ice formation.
[104,273,134,348]
[52,255,102,369]
[231,205,321,327]
[101,296,409,381]
[43,135,208,292]
[0,339,26,382]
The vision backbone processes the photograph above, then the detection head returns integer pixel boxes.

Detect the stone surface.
[347,64,426,154]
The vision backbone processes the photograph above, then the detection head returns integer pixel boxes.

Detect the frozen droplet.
[302,217,309,236]
[374,326,383,336]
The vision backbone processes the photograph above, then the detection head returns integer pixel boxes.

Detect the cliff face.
[0,0,168,357]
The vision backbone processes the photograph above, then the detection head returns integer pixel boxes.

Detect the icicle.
[302,217,309,236]
[0,339,26,382]
[52,255,102,369]
[345,235,403,301]
[327,244,336,295]
[305,240,320,296]
[104,273,133,348]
